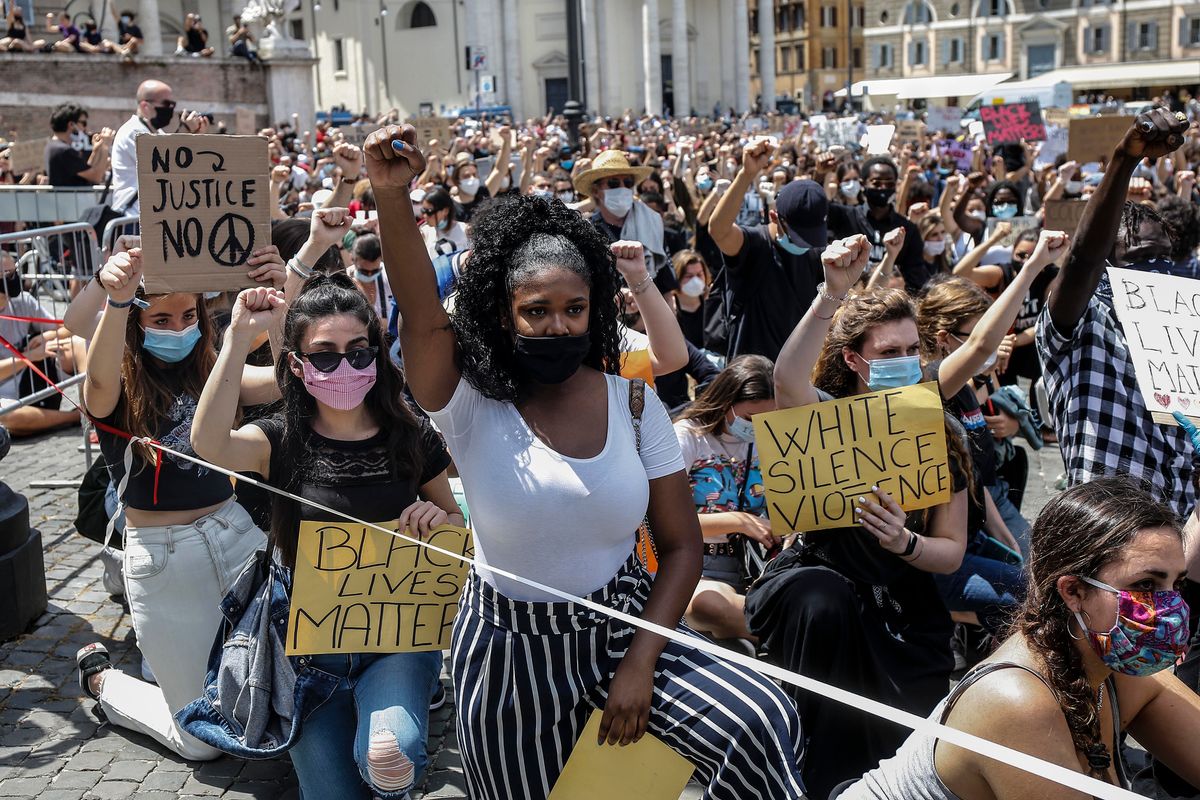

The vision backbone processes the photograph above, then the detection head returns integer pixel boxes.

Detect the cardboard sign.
[1105,268,1200,424]
[1043,199,1087,235]
[865,125,896,155]
[985,215,1040,248]
[7,139,45,176]
[926,106,963,134]
[548,710,694,800]
[812,116,860,150]
[753,382,950,535]
[979,102,1046,145]
[619,349,655,388]
[235,107,257,136]
[412,117,454,147]
[336,124,371,148]
[286,522,473,655]
[136,134,270,293]
[1067,116,1132,164]
[896,119,924,144]
[1034,125,1069,168]
[1043,108,1071,128]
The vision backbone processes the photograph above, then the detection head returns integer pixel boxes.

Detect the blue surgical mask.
[937,167,952,177]
[992,203,1018,220]
[436,218,449,231]
[862,354,923,390]
[141,323,201,363]
[697,177,714,192]
[354,269,379,283]
[727,414,756,443]
[561,160,574,171]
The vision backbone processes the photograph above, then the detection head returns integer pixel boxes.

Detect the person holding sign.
[191,274,462,798]
[73,248,283,761]
[367,126,806,800]
[746,234,972,798]
[838,476,1200,799]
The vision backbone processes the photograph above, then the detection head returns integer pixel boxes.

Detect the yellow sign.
[548,710,694,800]
[619,348,655,388]
[286,521,473,655]
[752,382,950,534]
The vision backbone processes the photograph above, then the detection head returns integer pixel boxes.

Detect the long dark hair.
[270,272,426,568]
[676,355,773,436]
[448,193,622,402]
[1013,476,1182,780]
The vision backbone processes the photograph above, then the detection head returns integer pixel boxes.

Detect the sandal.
[76,643,111,700]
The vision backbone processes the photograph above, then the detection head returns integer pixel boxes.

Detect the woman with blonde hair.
[917,212,954,276]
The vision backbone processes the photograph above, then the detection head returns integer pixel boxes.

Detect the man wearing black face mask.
[826,157,928,293]
[110,79,209,215]
[45,103,111,188]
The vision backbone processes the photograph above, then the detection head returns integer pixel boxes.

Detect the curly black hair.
[985,180,1022,213]
[1155,195,1196,262]
[449,193,622,403]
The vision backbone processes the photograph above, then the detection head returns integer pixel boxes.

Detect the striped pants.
[450,554,808,799]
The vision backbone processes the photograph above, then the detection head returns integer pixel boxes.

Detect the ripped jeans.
[290,650,442,800]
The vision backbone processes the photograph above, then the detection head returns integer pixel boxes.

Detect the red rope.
[0,314,65,326]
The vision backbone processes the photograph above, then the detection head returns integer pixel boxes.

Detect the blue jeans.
[290,650,442,799]
[933,532,1026,635]
[988,479,1031,557]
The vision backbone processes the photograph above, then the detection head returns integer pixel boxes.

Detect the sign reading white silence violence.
[1107,267,1200,425]
[752,382,950,535]
[136,134,270,294]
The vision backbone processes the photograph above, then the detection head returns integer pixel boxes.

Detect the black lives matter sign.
[136,134,270,293]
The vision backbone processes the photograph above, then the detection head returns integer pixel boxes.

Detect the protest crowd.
[5,68,1200,800]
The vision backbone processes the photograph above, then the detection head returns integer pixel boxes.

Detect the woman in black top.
[0,5,37,51]
[671,249,710,349]
[192,274,462,799]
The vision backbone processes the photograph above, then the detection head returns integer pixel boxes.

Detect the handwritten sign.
[1035,124,1069,168]
[985,215,1040,248]
[1067,116,1132,164]
[137,134,270,293]
[7,139,45,176]
[926,106,963,134]
[896,119,924,144]
[937,139,972,171]
[979,102,1046,145]
[1043,199,1087,235]
[1106,268,1200,424]
[548,710,694,800]
[753,382,950,534]
[286,521,473,655]
[412,117,454,147]
[812,116,860,150]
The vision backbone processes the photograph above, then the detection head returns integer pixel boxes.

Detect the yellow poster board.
[619,348,655,388]
[752,382,950,535]
[548,710,694,800]
[286,521,473,655]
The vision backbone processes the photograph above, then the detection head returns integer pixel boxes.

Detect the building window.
[910,39,927,65]
[1187,17,1200,47]
[985,32,1003,60]
[880,10,889,23]
[793,6,805,29]
[979,0,1007,17]
[854,6,864,28]
[823,46,837,68]
[409,1,436,27]
[853,46,861,68]
[1086,24,1109,54]
[821,5,837,27]
[333,37,345,72]
[749,10,758,31]
[780,46,791,71]
[875,43,894,68]
[903,2,933,25]
[796,43,805,67]
[949,2,960,15]
[1131,21,1158,51]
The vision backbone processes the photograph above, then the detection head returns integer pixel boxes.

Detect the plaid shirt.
[1037,298,1196,519]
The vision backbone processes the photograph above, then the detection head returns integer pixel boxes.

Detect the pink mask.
[297,356,377,410]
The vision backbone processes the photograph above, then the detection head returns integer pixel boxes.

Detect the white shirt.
[420,221,470,260]
[110,113,158,214]
[424,373,683,600]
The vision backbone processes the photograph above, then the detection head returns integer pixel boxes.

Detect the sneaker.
[140,655,156,684]
[76,643,111,700]
[428,681,447,712]
[100,547,124,597]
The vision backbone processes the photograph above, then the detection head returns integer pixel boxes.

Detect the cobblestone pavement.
[0,427,1076,799]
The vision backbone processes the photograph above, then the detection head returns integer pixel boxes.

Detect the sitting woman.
[746,234,970,799]
[673,354,778,646]
[840,475,1200,799]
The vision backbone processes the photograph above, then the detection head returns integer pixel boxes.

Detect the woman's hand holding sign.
[855,486,917,559]
[245,245,286,289]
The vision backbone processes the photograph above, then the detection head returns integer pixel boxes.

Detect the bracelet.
[898,529,919,559]
[106,296,136,309]
[629,273,654,295]
[811,293,836,320]
[815,282,847,304]
[287,256,314,280]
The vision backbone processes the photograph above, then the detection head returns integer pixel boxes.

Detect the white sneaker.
[100,548,124,597]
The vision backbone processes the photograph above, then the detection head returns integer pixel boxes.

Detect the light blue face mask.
[533,188,555,201]
[992,203,1018,220]
[727,414,756,443]
[697,177,714,192]
[142,323,201,363]
[862,354,923,390]
[202,291,221,301]
[354,269,379,283]
[436,218,449,231]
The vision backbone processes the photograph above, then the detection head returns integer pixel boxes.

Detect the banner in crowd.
[986,215,1041,248]
[7,139,45,176]
[286,521,473,655]
[936,138,972,171]
[925,106,963,135]
[1035,125,1069,168]
[1067,116,1132,164]
[979,102,1047,145]
[1043,199,1088,235]
[896,120,924,144]
[136,134,270,293]
[1106,268,1200,424]
[865,125,896,155]
[412,116,454,146]
[811,116,860,150]
[753,382,950,534]
[548,711,694,799]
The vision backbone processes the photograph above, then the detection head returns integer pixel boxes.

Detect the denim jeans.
[290,650,442,800]
[933,531,1026,635]
[988,480,1031,557]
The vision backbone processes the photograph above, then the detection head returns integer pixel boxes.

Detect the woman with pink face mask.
[191,274,463,799]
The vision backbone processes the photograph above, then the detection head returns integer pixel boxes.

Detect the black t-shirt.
[726,224,823,362]
[655,340,720,414]
[454,186,491,223]
[590,212,680,294]
[827,203,929,294]
[252,414,451,523]
[45,139,92,187]
[675,304,704,348]
[119,21,144,42]
[1001,264,1058,382]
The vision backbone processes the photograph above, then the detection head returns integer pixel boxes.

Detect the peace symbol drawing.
[207,212,256,268]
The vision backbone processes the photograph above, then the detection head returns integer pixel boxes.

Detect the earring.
[1067,611,1087,640]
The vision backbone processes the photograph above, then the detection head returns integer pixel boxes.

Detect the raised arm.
[325,142,362,208]
[939,230,1069,397]
[366,125,460,411]
[866,227,904,290]
[953,172,987,237]
[938,174,963,238]
[83,250,142,419]
[484,125,513,196]
[775,234,870,409]
[613,241,687,375]
[1048,109,1187,333]
[1041,160,1077,203]
[191,288,281,475]
[709,140,771,257]
[951,221,1009,289]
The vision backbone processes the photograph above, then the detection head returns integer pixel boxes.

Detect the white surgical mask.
[840,179,861,197]
[681,277,706,297]
[727,415,756,443]
[1065,180,1083,194]
[923,239,946,258]
[459,176,480,196]
[603,187,634,217]
[557,190,575,204]
[968,210,987,222]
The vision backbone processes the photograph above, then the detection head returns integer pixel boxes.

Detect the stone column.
[502,0,523,118]
[264,57,318,134]
[642,0,662,115]
[582,0,601,114]
[733,0,750,111]
[138,0,163,55]
[720,0,735,113]
[757,0,775,110]
[671,0,690,116]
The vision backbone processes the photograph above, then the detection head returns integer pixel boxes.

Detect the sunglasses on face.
[604,177,636,190]
[421,207,436,215]
[293,347,378,373]
[154,100,177,111]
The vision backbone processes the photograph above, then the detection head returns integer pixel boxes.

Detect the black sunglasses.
[604,177,636,190]
[293,347,378,373]
[155,100,177,111]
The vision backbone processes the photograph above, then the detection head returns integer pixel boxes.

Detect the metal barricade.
[0,222,102,305]
[101,216,140,256]
[0,185,106,224]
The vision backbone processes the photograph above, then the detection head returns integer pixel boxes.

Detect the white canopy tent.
[835,72,1013,110]
[1018,59,1200,92]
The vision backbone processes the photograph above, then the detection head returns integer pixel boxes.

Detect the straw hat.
[572,150,654,196]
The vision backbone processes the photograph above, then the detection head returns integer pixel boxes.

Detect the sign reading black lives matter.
[136,134,270,293]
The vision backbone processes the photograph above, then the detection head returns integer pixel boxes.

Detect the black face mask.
[2,271,22,298]
[864,187,895,209]
[513,333,591,385]
[149,104,175,131]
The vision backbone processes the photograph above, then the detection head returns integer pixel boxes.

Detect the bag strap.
[627,379,657,565]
